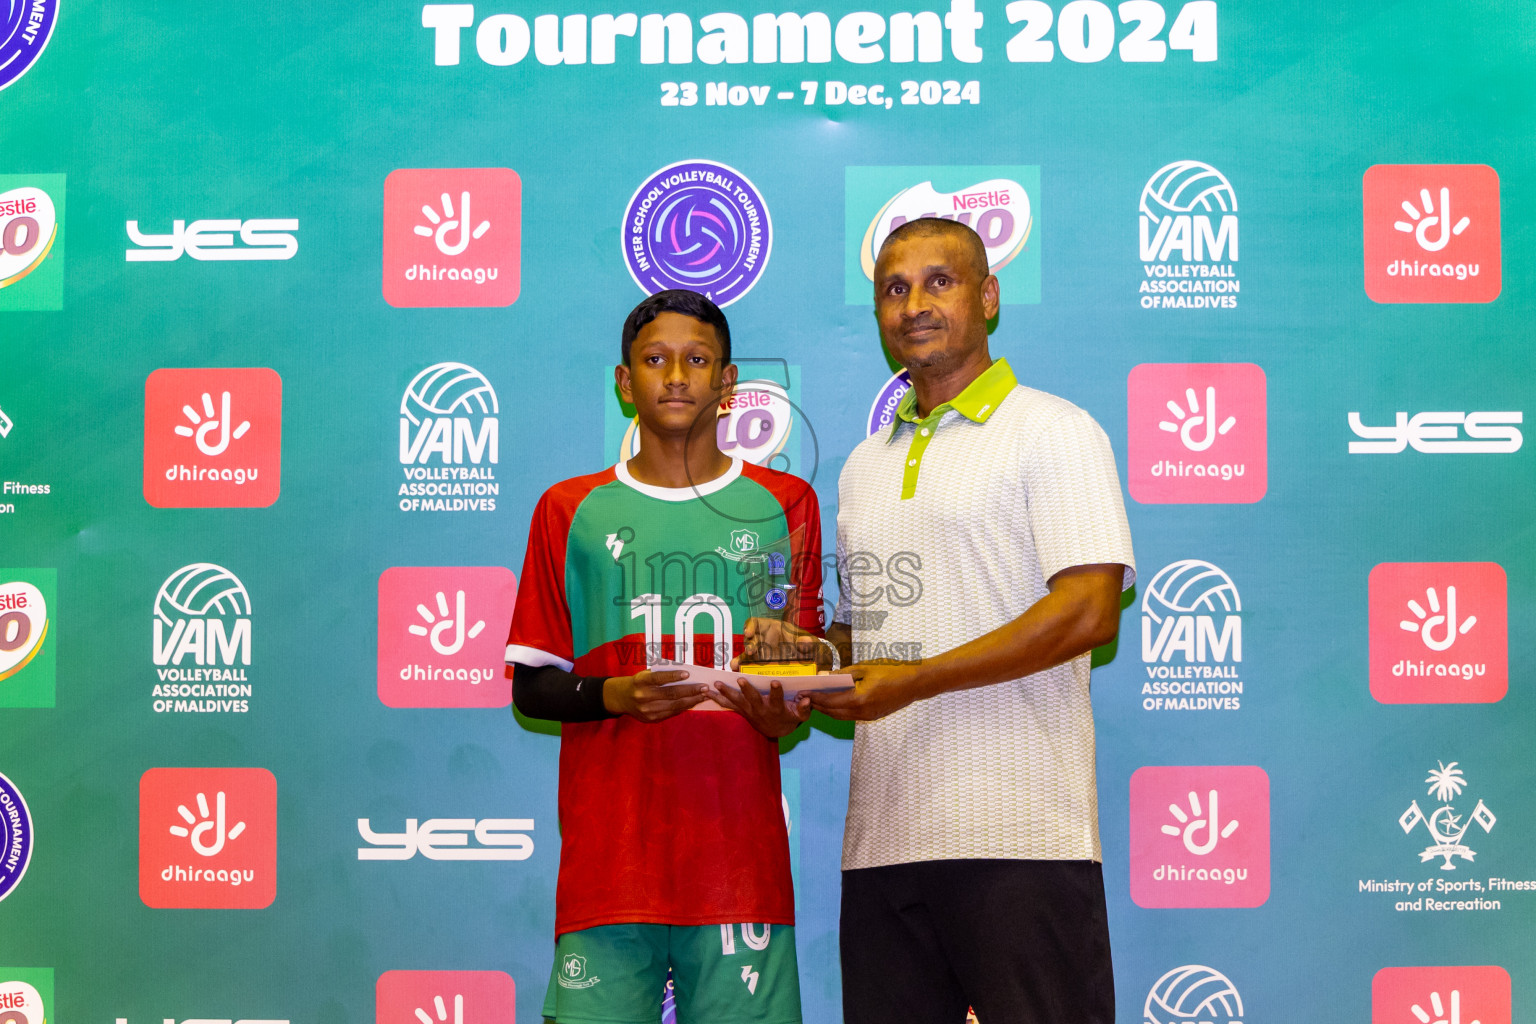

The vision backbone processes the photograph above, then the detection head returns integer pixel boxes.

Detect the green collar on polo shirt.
[888,357,1018,441]
[887,358,1017,499]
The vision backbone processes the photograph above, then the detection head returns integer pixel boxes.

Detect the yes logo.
[0,571,54,707]
[1128,364,1267,504]
[1130,765,1270,908]
[375,971,517,1024]
[1369,563,1506,704]
[143,368,282,508]
[0,176,65,312]
[1372,966,1510,1024]
[377,567,517,707]
[1364,164,1501,303]
[139,767,276,909]
[383,168,521,307]
[0,972,52,1024]
[845,165,1040,304]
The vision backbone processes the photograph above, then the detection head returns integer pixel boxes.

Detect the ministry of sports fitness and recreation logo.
[1372,966,1510,1024]
[143,368,282,508]
[0,1,58,92]
[1130,765,1270,908]
[397,363,499,513]
[150,563,254,714]
[1138,559,1244,712]
[0,971,52,1024]
[0,772,34,903]
[1137,161,1240,310]
[623,160,771,307]
[1144,965,1243,1024]
[1127,363,1267,504]
[0,175,64,312]
[1398,761,1497,871]
[844,165,1040,305]
[376,566,517,708]
[375,971,518,1024]
[1364,164,1501,304]
[1370,562,1506,704]
[383,168,521,307]
[139,766,276,909]
[0,571,54,708]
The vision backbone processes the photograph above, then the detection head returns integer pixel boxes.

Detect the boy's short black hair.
[620,289,732,366]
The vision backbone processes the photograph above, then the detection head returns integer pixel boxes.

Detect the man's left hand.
[713,678,812,738]
[807,662,927,721]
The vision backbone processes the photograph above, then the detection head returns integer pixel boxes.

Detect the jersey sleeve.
[786,482,825,634]
[1022,405,1137,590]
[506,488,577,671]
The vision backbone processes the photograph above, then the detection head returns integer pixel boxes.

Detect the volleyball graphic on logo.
[1144,964,1244,1024]
[1142,559,1241,624]
[401,363,499,425]
[154,563,251,623]
[1140,161,1238,223]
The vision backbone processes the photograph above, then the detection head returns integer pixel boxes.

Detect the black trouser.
[840,859,1114,1024]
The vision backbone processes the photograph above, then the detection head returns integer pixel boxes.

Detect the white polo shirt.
[834,358,1135,869]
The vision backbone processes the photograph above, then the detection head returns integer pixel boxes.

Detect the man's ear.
[982,274,1001,320]
[615,363,633,404]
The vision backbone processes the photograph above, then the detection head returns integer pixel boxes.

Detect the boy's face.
[617,311,736,439]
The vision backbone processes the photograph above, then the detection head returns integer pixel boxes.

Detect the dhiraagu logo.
[845,165,1040,305]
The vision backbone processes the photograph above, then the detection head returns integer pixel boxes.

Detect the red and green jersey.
[506,457,823,937]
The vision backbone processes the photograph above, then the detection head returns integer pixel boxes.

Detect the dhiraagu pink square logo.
[377,971,517,1024]
[1372,966,1510,1024]
[1370,562,1507,705]
[1130,765,1270,908]
[377,566,517,708]
[1127,363,1267,504]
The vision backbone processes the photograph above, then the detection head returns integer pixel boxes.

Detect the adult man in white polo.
[811,218,1135,1023]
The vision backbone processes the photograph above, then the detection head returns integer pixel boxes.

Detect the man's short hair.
[876,217,990,280]
[620,289,732,366]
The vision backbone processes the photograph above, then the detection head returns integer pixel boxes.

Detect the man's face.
[873,231,1000,372]
[617,311,735,438]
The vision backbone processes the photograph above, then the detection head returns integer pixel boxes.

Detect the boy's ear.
[615,363,633,404]
[717,361,738,401]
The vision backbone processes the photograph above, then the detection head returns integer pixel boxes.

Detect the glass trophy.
[735,527,834,677]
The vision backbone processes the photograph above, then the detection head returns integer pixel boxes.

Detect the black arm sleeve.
[511,662,617,723]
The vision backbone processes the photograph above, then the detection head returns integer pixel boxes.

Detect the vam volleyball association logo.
[376,566,517,708]
[0,571,53,708]
[1138,161,1240,309]
[150,563,253,714]
[845,165,1040,304]
[143,368,282,508]
[623,160,771,307]
[1144,964,1243,1024]
[1130,765,1270,909]
[1369,562,1506,704]
[1127,363,1267,504]
[0,175,64,312]
[1139,559,1244,712]
[1372,966,1510,1024]
[138,766,277,909]
[397,362,499,513]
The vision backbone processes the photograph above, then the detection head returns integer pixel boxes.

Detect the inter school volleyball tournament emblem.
[623,160,771,306]
[0,771,34,902]
[0,1,58,92]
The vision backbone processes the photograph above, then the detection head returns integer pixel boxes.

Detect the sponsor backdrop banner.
[2,2,1533,1023]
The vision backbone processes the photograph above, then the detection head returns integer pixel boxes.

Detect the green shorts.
[540,922,801,1024]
